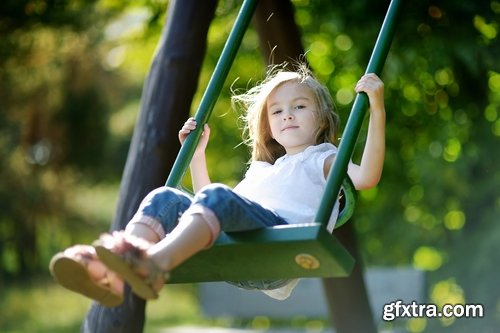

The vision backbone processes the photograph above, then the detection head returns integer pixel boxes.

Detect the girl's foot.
[49,245,124,307]
[93,231,169,300]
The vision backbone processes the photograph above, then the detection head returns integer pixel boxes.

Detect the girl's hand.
[349,73,386,190]
[178,117,210,158]
[355,73,385,113]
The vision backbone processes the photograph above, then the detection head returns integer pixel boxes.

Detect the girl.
[49,64,385,306]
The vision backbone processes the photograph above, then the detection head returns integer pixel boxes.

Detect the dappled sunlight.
[435,90,449,109]
[474,15,498,40]
[413,246,443,271]
[434,68,454,86]
[430,279,465,326]
[403,84,421,103]
[104,6,153,43]
[294,7,312,27]
[310,39,331,57]
[487,71,500,135]
[488,71,500,92]
[419,71,436,93]
[104,45,127,70]
[334,34,353,52]
[494,120,500,136]
[406,317,427,333]
[443,138,461,162]
[335,87,355,105]
[443,210,466,230]
[404,205,422,224]
[484,105,498,122]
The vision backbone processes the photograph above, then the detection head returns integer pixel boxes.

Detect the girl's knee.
[145,186,189,205]
[196,183,233,199]
[194,183,237,212]
[134,186,192,234]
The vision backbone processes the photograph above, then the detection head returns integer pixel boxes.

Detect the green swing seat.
[165,0,401,284]
[169,222,353,283]
[169,178,356,283]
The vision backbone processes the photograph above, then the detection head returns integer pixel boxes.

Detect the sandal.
[93,231,170,300]
[49,245,124,307]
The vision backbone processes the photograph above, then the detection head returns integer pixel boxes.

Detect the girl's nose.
[283,111,293,120]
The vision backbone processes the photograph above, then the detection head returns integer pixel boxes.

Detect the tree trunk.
[254,1,376,332]
[323,222,377,333]
[81,1,218,332]
[253,0,306,66]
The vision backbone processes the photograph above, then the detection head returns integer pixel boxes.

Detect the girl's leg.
[93,186,192,298]
[124,186,193,243]
[147,205,220,271]
[146,183,292,293]
[147,183,286,271]
[96,186,192,277]
[96,184,284,299]
[52,186,193,304]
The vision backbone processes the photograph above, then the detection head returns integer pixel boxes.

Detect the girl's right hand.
[178,117,210,158]
[355,73,385,114]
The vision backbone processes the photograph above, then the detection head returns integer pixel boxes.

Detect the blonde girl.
[49,64,385,305]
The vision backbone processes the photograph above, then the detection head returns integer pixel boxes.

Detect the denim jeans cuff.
[183,204,221,248]
[128,215,166,239]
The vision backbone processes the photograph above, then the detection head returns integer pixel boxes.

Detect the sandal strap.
[145,260,170,284]
[64,246,96,269]
[121,249,169,285]
[104,232,170,286]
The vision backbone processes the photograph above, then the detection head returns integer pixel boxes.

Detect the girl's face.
[266,81,320,155]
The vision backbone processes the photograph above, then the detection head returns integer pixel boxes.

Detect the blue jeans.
[133,183,291,290]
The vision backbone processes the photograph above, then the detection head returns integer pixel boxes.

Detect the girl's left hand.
[178,117,210,159]
[355,73,385,112]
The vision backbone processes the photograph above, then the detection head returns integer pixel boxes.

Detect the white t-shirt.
[233,143,340,300]
[234,142,340,231]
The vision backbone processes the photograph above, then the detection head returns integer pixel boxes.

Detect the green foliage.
[0,0,499,331]
[0,1,135,278]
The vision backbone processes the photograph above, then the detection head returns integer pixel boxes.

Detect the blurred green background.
[0,0,498,332]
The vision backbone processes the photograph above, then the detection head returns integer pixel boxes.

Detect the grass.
[0,277,208,333]
[0,277,333,333]
[1,278,92,332]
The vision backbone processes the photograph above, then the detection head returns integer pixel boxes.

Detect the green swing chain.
[314,0,402,226]
[165,0,259,187]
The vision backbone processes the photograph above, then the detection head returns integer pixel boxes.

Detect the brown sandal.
[93,231,169,300]
[49,245,124,307]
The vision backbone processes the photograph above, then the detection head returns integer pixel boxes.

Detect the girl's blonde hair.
[232,63,340,164]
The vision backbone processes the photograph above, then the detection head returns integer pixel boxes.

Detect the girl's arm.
[324,73,386,190]
[178,118,211,192]
[348,73,386,190]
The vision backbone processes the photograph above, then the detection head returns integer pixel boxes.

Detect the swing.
[166,0,402,284]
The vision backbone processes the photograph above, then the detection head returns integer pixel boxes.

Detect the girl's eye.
[295,105,306,110]
[272,110,282,115]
